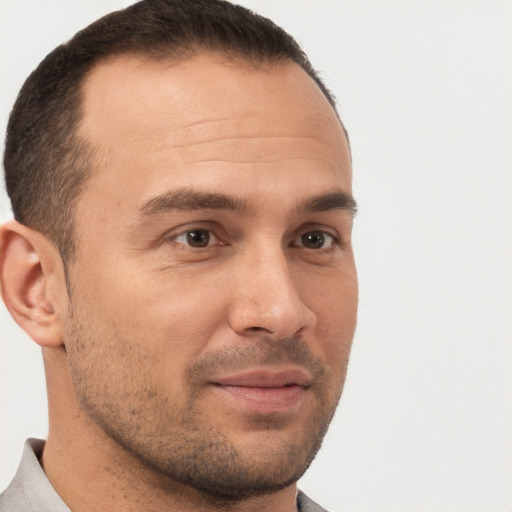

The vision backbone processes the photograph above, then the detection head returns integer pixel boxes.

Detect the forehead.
[76,53,351,212]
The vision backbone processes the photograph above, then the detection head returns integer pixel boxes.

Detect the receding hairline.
[75,48,350,165]
[78,48,341,110]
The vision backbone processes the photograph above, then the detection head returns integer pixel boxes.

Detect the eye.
[172,229,219,248]
[293,230,336,250]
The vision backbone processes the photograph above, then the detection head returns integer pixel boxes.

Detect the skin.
[0,53,357,512]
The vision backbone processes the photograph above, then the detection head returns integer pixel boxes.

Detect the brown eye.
[295,230,334,249]
[187,230,210,247]
[173,229,215,248]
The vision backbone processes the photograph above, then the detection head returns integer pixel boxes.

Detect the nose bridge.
[228,243,315,338]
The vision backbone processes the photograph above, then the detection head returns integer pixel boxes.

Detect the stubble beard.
[65,307,348,503]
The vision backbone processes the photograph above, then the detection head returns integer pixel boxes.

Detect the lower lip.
[213,384,306,413]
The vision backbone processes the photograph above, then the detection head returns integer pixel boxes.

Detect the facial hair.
[66,310,348,503]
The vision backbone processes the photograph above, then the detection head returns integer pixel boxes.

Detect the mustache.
[187,337,326,385]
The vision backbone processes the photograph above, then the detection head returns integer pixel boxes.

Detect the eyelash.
[169,226,341,251]
[291,230,338,250]
[171,228,223,248]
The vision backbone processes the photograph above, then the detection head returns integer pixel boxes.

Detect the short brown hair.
[4,0,339,263]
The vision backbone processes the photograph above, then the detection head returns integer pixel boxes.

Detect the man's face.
[64,53,357,499]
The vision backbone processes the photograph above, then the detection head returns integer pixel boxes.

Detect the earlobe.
[0,221,65,347]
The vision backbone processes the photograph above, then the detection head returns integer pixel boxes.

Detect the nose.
[228,249,316,339]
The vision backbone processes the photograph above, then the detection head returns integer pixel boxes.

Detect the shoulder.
[0,439,69,512]
[297,490,331,512]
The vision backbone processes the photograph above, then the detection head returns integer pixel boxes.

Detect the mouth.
[210,368,312,413]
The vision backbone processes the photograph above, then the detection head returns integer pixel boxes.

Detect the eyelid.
[292,230,337,249]
[293,222,342,244]
[172,229,219,247]
[164,222,226,248]
[160,221,343,251]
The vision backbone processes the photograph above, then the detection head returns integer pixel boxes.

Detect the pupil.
[186,230,210,247]
[303,231,324,249]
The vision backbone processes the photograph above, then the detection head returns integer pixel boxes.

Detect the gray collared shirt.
[1,439,328,512]
[0,439,69,512]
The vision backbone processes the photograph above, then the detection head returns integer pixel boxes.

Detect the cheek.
[301,264,358,368]
[299,259,358,326]
[73,265,232,377]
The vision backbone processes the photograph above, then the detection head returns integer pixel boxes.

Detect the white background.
[1,1,511,511]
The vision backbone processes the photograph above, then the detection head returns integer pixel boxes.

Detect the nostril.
[246,326,272,333]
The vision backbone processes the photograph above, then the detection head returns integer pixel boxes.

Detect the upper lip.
[212,367,313,388]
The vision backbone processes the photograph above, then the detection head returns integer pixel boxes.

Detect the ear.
[0,220,65,347]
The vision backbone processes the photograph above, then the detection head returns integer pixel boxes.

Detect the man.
[0,0,357,510]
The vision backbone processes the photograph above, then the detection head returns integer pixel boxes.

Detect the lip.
[213,367,313,388]
[210,367,312,413]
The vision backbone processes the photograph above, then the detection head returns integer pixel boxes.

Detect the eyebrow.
[140,188,251,216]
[301,191,358,216]
[139,188,357,217]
